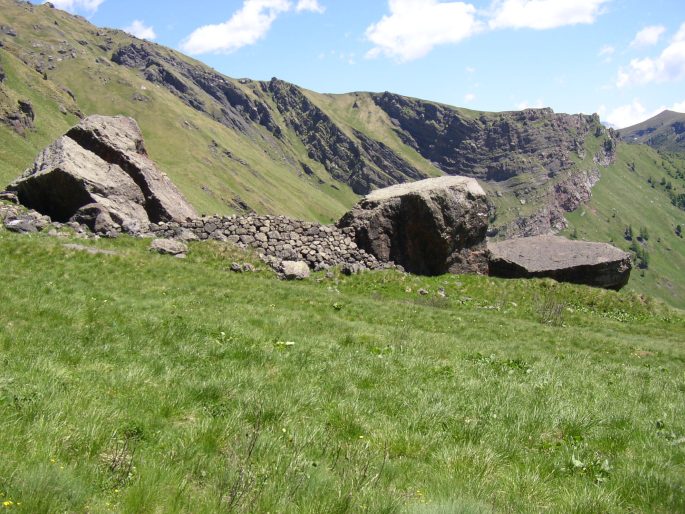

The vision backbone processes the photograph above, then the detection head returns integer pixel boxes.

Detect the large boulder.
[487,235,632,290]
[338,176,489,275]
[5,115,196,233]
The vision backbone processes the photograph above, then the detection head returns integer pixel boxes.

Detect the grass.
[564,143,685,308]
[0,227,684,513]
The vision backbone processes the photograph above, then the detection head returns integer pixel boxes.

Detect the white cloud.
[123,20,157,41]
[617,24,685,87]
[671,100,685,112]
[488,0,610,30]
[365,0,482,62]
[516,98,545,110]
[44,0,104,13]
[181,0,323,55]
[464,93,476,103]
[600,99,664,128]
[598,44,615,62]
[296,0,325,13]
[630,25,666,48]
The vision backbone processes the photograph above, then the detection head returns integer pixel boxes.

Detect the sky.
[36,0,685,128]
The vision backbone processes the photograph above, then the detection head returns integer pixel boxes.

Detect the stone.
[150,238,188,257]
[0,192,18,203]
[4,218,38,233]
[280,260,310,280]
[487,235,632,290]
[338,176,489,276]
[6,115,197,234]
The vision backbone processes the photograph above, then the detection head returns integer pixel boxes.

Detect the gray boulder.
[281,260,310,280]
[338,176,489,275]
[6,115,196,233]
[487,235,632,290]
[150,238,188,258]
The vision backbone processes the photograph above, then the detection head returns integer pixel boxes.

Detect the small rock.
[281,260,310,280]
[150,238,188,257]
[230,262,243,273]
[4,219,38,233]
[418,288,429,296]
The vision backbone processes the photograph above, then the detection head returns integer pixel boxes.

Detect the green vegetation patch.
[0,229,683,513]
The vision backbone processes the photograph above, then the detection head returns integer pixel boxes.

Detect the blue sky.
[39,0,685,127]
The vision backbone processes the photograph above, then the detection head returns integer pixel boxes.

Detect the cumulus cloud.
[44,0,104,14]
[464,93,476,103]
[630,25,666,48]
[296,0,325,13]
[599,100,660,128]
[365,0,482,62]
[123,20,157,41]
[488,0,610,30]
[599,99,685,128]
[181,0,323,55]
[617,23,685,87]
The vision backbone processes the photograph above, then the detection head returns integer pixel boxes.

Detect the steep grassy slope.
[620,110,685,153]
[0,0,360,222]
[0,228,684,513]
[563,143,685,307]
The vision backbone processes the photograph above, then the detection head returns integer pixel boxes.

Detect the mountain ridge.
[620,109,685,153]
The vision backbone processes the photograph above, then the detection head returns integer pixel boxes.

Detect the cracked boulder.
[487,235,632,290]
[338,176,489,275]
[5,115,196,233]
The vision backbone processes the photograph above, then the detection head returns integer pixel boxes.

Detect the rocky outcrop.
[267,79,426,194]
[338,176,489,275]
[498,168,602,239]
[487,235,632,290]
[1,99,35,136]
[111,43,280,136]
[0,60,5,82]
[373,93,615,181]
[6,115,196,234]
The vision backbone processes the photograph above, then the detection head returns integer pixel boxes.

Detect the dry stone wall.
[149,214,386,272]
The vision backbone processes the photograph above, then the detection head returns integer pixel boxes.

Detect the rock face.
[1,99,35,136]
[487,235,632,290]
[338,176,489,275]
[266,79,426,194]
[6,115,196,233]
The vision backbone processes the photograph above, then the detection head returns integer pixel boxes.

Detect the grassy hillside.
[563,143,685,308]
[0,0,358,223]
[620,110,685,153]
[0,227,684,513]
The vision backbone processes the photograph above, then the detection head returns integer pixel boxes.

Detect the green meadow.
[0,228,683,513]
